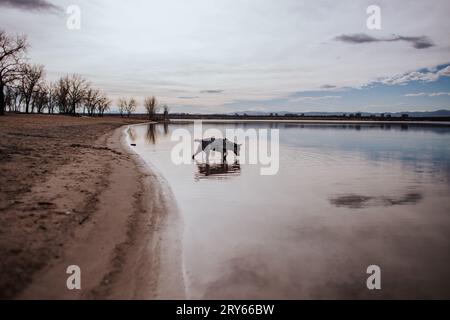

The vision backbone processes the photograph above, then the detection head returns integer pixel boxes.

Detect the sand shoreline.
[0,115,183,299]
[121,123,186,299]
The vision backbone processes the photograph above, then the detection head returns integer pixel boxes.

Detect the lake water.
[127,121,450,299]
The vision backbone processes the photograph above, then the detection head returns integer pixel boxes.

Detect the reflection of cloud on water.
[194,161,241,181]
[329,192,423,209]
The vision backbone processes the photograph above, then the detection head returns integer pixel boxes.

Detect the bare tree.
[67,74,88,115]
[118,97,127,117]
[144,96,158,120]
[55,75,70,114]
[20,64,45,113]
[84,88,110,116]
[126,98,137,117]
[0,31,28,115]
[97,95,110,117]
[46,82,56,114]
[84,88,100,116]
[118,97,136,118]
[5,85,22,112]
[4,85,16,112]
[32,83,48,113]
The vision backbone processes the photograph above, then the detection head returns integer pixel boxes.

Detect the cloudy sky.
[1,0,449,113]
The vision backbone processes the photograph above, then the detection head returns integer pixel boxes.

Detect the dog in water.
[192,137,241,162]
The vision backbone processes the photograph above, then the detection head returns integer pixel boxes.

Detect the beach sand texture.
[0,114,183,299]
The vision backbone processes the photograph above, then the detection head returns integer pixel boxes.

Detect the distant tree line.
[118,95,169,121]
[0,30,110,116]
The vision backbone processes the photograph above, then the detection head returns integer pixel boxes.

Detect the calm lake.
[127,121,450,299]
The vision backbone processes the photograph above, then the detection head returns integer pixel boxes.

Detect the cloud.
[335,33,434,49]
[426,92,450,97]
[397,36,434,49]
[405,92,427,97]
[292,95,342,101]
[0,0,60,11]
[321,84,337,89]
[383,71,438,84]
[200,89,224,94]
[439,65,450,76]
[335,33,377,44]
[405,92,450,97]
[379,65,450,85]
[178,96,199,99]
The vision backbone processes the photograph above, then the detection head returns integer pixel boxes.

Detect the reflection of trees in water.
[145,123,170,144]
[127,127,137,141]
[145,124,157,144]
[195,161,241,181]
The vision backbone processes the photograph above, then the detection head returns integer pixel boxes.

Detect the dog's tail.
[194,139,203,143]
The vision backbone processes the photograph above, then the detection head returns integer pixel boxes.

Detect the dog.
[192,137,241,162]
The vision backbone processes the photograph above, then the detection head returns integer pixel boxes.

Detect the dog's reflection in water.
[194,161,241,181]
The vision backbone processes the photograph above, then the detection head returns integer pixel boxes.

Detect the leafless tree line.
[118,97,137,118]
[1,30,169,119]
[1,30,110,116]
[118,95,169,120]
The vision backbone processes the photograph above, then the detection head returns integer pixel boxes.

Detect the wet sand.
[0,114,183,299]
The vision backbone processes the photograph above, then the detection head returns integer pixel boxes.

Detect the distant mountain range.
[227,109,450,117]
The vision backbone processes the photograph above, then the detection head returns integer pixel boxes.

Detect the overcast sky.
[1,0,449,113]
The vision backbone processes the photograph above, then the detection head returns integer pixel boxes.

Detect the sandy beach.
[0,114,183,299]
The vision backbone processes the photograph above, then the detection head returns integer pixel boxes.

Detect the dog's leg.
[205,148,210,164]
[192,143,203,159]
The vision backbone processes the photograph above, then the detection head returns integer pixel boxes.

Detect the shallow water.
[128,122,450,299]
